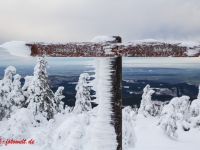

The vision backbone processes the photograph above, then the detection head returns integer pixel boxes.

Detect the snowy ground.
[1,112,199,150]
[131,114,200,150]
[0,113,70,150]
[0,108,99,150]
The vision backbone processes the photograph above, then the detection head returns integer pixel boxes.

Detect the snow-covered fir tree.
[26,57,56,123]
[190,86,200,128]
[138,85,155,117]
[54,86,65,114]
[190,85,200,117]
[54,114,90,150]
[0,108,35,140]
[197,85,200,99]
[190,99,200,117]
[10,74,25,114]
[73,73,92,114]
[0,66,16,120]
[169,96,190,121]
[157,104,178,138]
[122,106,137,149]
[42,119,55,150]
[22,76,33,101]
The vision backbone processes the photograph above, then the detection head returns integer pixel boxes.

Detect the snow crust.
[133,115,200,150]
[0,41,31,57]
[91,36,116,43]
[128,39,200,47]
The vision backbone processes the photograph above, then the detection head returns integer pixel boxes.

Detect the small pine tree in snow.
[169,96,190,121]
[54,114,89,150]
[157,104,178,138]
[27,57,56,123]
[55,86,65,114]
[42,119,55,150]
[138,85,155,117]
[0,66,16,120]
[73,73,92,114]
[190,99,200,117]
[22,76,33,100]
[190,85,200,117]
[10,74,25,113]
[65,105,73,114]
[197,85,200,99]
[122,106,137,149]
[190,87,200,128]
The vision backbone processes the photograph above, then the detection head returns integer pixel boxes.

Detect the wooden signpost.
[22,36,200,150]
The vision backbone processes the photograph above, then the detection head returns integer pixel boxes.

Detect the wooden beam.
[26,41,200,57]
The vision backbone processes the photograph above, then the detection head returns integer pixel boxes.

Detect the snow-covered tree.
[157,104,178,138]
[197,85,200,99]
[54,114,90,150]
[26,57,56,123]
[190,86,200,117]
[42,119,55,150]
[0,108,35,140]
[138,85,155,117]
[189,86,200,128]
[64,105,73,114]
[22,76,33,100]
[55,86,65,114]
[10,74,25,114]
[73,73,92,114]
[0,66,16,120]
[190,99,200,117]
[122,106,137,149]
[169,96,190,121]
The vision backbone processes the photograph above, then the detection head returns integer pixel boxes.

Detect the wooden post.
[110,36,122,150]
[111,57,122,150]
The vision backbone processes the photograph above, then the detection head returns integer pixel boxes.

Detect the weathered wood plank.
[26,41,200,57]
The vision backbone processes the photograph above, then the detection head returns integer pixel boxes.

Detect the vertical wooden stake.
[110,36,122,150]
[111,57,122,150]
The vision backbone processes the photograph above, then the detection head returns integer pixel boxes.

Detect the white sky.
[0,0,200,67]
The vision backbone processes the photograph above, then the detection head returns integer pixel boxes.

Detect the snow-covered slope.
[133,115,200,150]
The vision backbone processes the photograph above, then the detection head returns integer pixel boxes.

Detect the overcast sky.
[1,0,200,43]
[0,0,200,67]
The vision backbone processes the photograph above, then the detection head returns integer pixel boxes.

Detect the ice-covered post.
[90,36,122,150]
